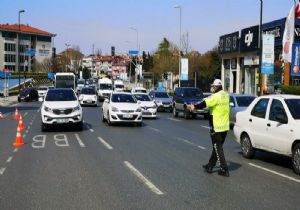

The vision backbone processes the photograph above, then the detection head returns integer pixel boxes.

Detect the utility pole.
[17,10,25,93]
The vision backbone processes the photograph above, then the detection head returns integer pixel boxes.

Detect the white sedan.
[78,87,98,106]
[102,92,142,126]
[233,94,300,175]
[133,93,157,118]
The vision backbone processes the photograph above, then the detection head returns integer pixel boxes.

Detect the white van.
[98,78,113,101]
[113,80,124,92]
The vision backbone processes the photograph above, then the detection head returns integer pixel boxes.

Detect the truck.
[98,77,113,101]
[113,80,124,92]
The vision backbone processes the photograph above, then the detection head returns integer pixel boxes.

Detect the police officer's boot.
[218,168,229,177]
[202,164,213,173]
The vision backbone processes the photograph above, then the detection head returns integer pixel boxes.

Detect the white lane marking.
[248,163,300,183]
[148,126,161,133]
[201,125,210,129]
[90,128,94,132]
[6,156,13,163]
[27,126,31,129]
[75,134,85,147]
[167,118,181,122]
[177,137,206,150]
[124,161,164,195]
[3,113,10,118]
[23,134,26,138]
[98,137,113,150]
[37,108,40,113]
[0,168,6,175]
[24,112,28,117]
[25,130,29,133]
[13,148,18,153]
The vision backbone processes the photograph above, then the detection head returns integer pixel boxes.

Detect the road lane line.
[27,126,31,129]
[200,125,210,129]
[248,163,300,183]
[13,148,18,153]
[98,137,113,150]
[90,128,94,132]
[0,168,6,175]
[25,130,29,133]
[6,156,13,163]
[167,118,181,122]
[124,161,164,195]
[23,112,28,117]
[148,126,161,133]
[23,134,26,138]
[75,134,85,147]
[3,113,9,118]
[177,137,206,150]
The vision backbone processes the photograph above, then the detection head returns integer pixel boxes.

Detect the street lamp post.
[174,5,182,87]
[65,43,71,72]
[258,0,263,96]
[18,10,25,93]
[128,26,139,85]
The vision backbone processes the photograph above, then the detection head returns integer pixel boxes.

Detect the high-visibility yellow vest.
[205,90,230,132]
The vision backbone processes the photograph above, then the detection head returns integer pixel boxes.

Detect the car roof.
[112,91,131,95]
[133,93,148,95]
[259,94,300,100]
[48,88,73,92]
[230,93,256,97]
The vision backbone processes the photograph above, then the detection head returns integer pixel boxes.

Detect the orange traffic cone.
[18,115,25,130]
[13,125,24,147]
[14,108,20,121]
[0,112,3,119]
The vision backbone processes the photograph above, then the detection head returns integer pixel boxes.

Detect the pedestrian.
[187,79,230,177]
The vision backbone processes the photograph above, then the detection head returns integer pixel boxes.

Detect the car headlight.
[44,106,52,113]
[155,100,162,104]
[136,108,142,112]
[73,105,81,112]
[150,105,157,109]
[111,106,119,112]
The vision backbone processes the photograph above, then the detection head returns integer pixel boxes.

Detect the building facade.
[219,18,300,95]
[0,24,55,72]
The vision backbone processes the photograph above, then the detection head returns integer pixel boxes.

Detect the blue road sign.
[25,49,36,55]
[0,72,12,77]
[128,50,139,55]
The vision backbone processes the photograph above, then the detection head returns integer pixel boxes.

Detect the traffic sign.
[25,49,36,55]
[128,50,139,55]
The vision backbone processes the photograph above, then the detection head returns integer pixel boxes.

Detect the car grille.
[142,112,151,115]
[162,102,171,105]
[117,114,138,120]
[53,109,73,115]
[121,110,134,113]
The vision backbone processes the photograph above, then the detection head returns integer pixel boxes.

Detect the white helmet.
[211,79,222,86]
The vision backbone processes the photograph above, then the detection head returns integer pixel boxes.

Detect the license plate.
[87,100,92,103]
[123,114,133,118]
[163,105,170,107]
[57,118,68,123]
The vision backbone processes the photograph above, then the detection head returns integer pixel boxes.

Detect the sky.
[0,0,295,56]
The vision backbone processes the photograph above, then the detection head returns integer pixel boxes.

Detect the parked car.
[172,87,207,119]
[233,94,300,175]
[230,94,256,126]
[78,87,98,106]
[133,93,157,118]
[149,91,173,112]
[102,92,142,126]
[18,87,39,102]
[41,88,83,131]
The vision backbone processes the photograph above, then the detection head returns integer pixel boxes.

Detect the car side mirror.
[275,113,288,124]
[230,102,235,107]
[104,98,109,103]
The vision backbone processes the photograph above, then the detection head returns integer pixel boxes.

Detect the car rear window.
[236,96,256,107]
[285,99,300,119]
[38,87,48,91]
[155,92,169,98]
[81,88,96,95]
[134,94,151,101]
[45,89,77,101]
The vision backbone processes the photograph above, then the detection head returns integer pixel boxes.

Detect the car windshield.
[115,84,124,88]
[135,89,147,93]
[111,94,136,103]
[155,92,169,98]
[235,96,256,107]
[134,94,151,101]
[184,88,203,97]
[81,88,96,95]
[45,89,77,101]
[20,89,29,96]
[38,87,48,91]
[100,84,112,90]
[285,99,300,119]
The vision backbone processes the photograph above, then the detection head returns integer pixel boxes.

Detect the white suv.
[41,88,83,131]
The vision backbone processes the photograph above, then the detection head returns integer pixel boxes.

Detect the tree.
[82,66,90,80]
[181,32,191,55]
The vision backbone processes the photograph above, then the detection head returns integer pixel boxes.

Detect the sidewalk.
[0,95,18,107]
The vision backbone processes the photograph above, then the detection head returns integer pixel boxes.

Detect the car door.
[248,98,270,148]
[265,99,292,154]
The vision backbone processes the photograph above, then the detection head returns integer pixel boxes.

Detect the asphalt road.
[0,101,299,209]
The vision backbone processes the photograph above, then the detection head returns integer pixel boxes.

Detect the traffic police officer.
[188,79,230,177]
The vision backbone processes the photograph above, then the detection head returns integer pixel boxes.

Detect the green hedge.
[279,85,300,95]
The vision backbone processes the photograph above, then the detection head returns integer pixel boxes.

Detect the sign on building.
[180,58,188,80]
[218,31,239,54]
[240,25,259,52]
[291,44,300,76]
[261,34,275,75]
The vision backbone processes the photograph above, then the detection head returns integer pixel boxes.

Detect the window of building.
[4,54,16,63]
[37,35,51,42]
[4,65,15,71]
[19,45,29,53]
[4,43,16,52]
[2,31,17,38]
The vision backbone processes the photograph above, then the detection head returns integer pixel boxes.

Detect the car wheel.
[183,107,190,119]
[240,133,256,159]
[136,122,142,127]
[191,113,197,119]
[107,111,112,126]
[76,121,83,131]
[173,106,178,117]
[292,143,300,175]
[102,111,106,122]
[41,122,47,132]
[169,108,173,113]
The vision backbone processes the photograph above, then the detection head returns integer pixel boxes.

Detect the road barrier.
[13,125,24,147]
[18,115,25,130]
[14,108,20,121]
[0,112,3,119]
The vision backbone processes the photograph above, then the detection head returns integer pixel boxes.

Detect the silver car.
[230,94,256,126]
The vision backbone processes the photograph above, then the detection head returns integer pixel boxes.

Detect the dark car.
[173,87,207,119]
[18,87,39,102]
